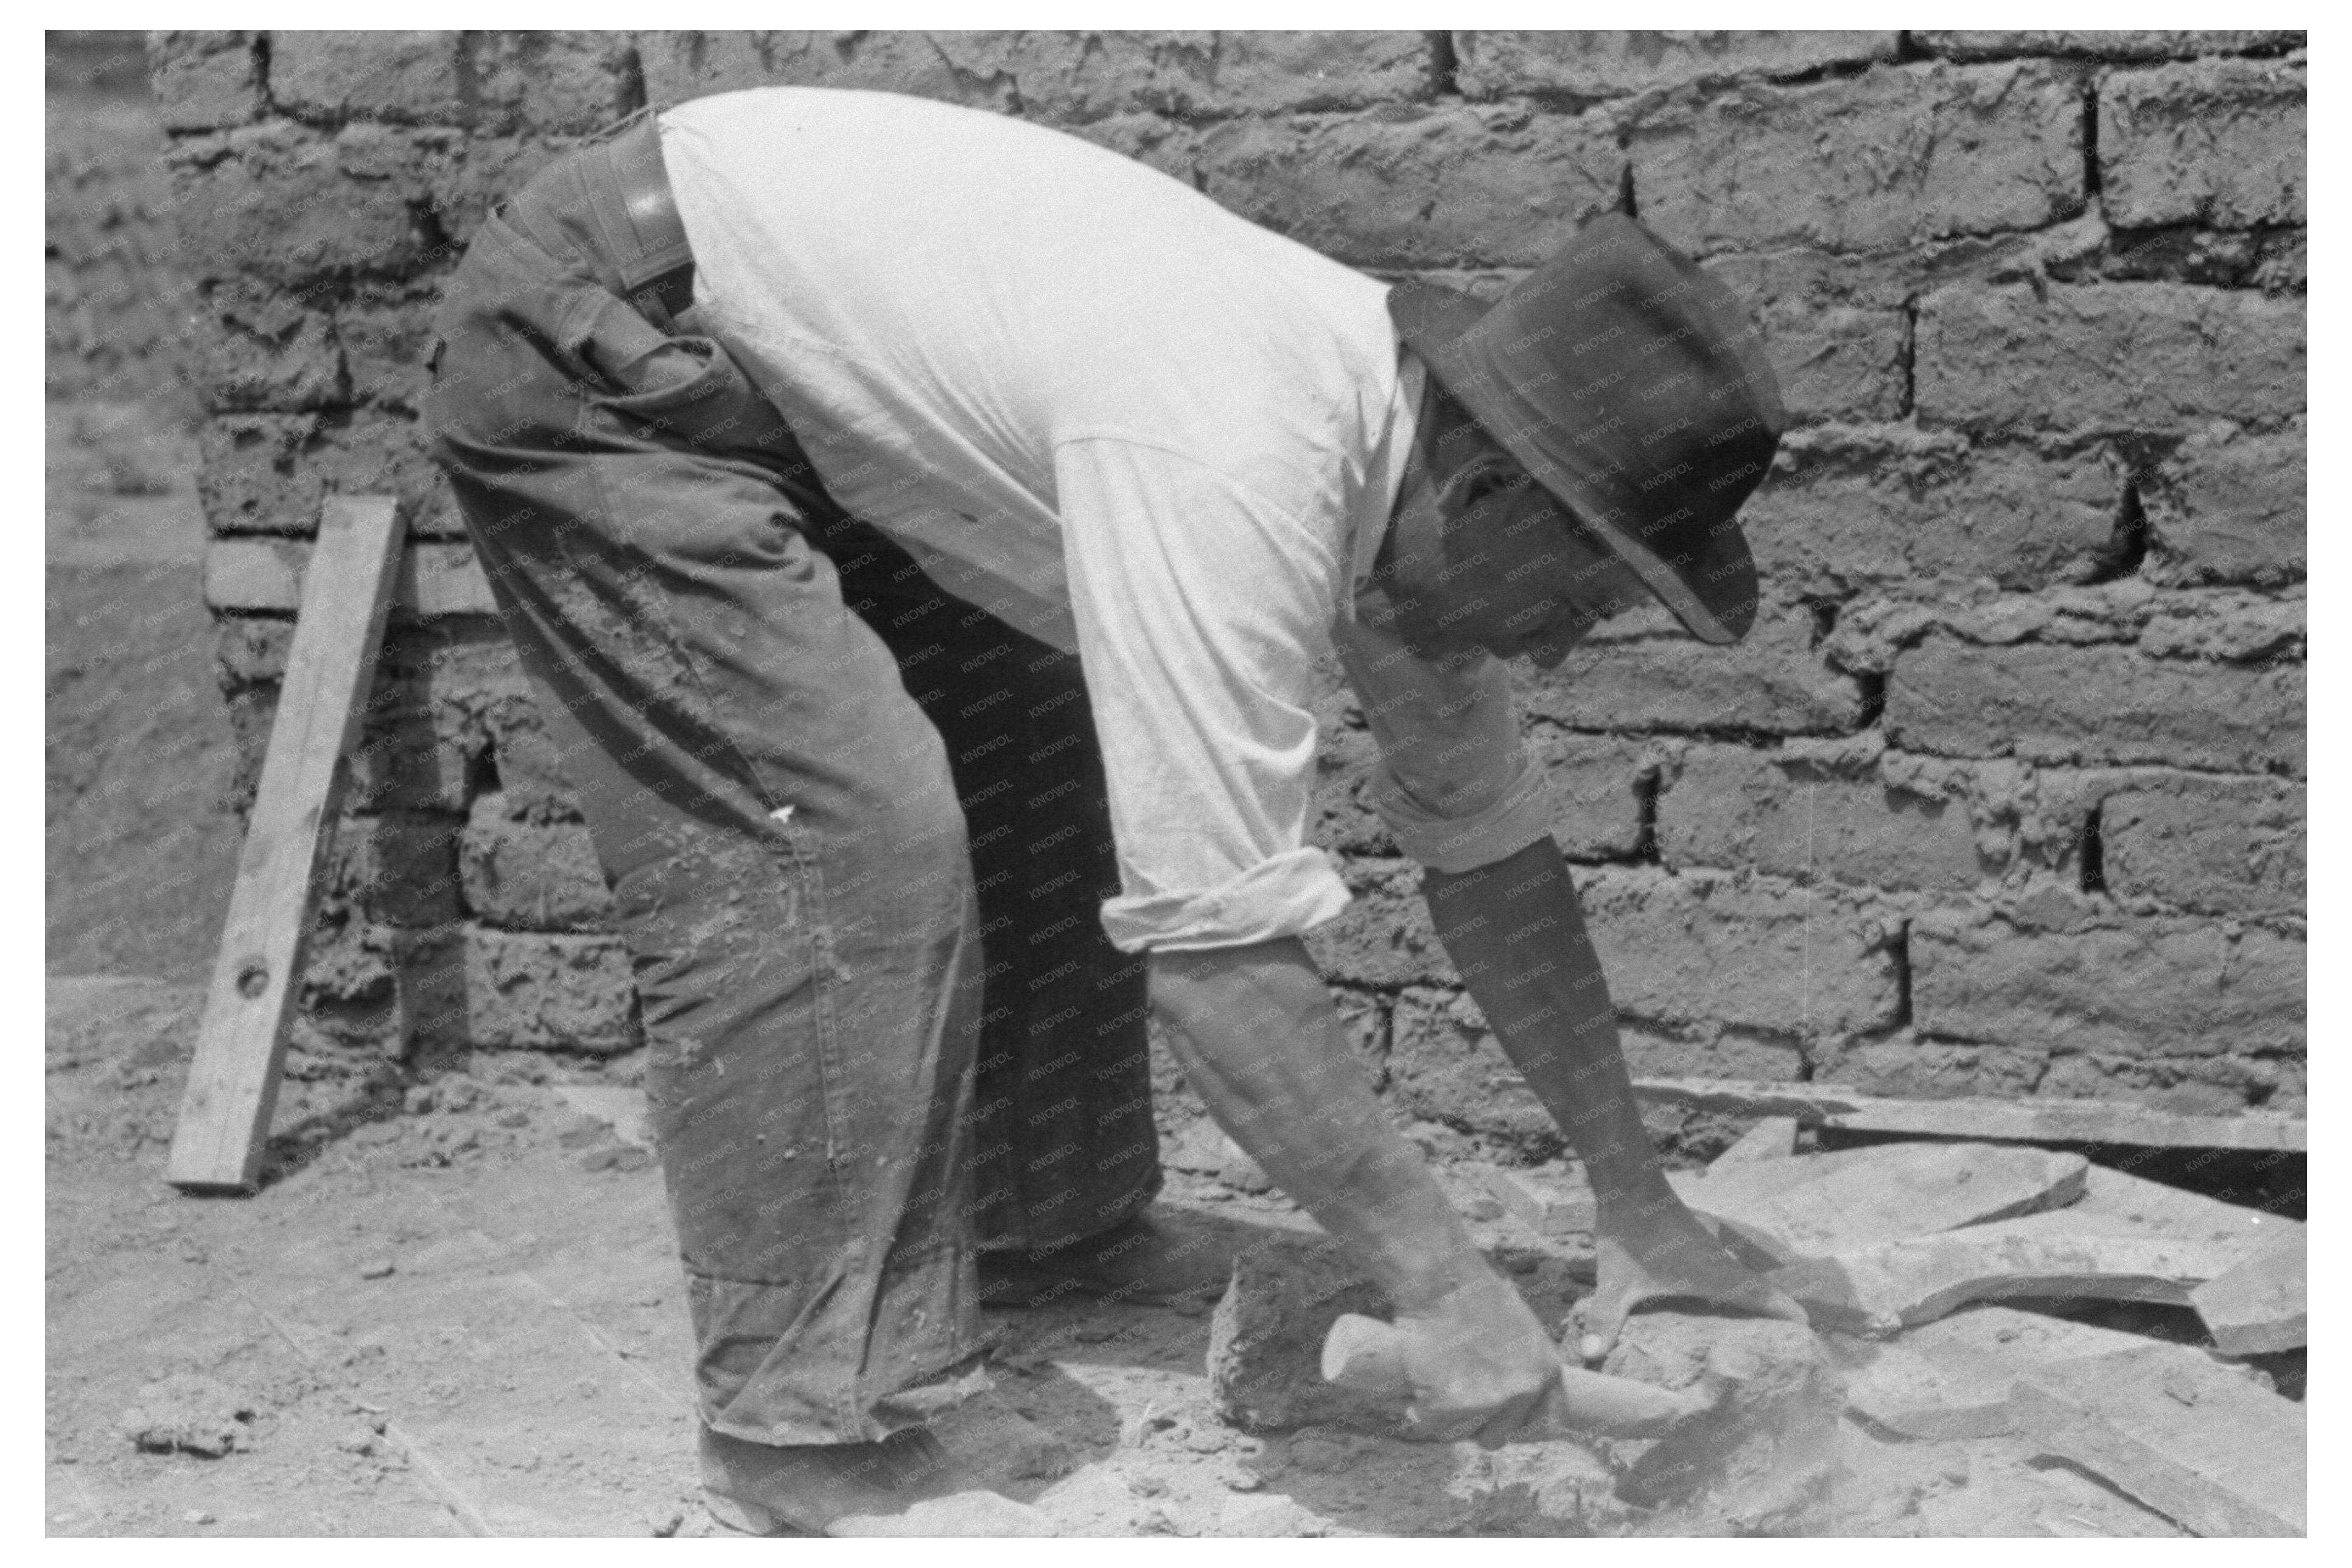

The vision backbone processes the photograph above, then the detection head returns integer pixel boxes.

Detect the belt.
[583,116,695,326]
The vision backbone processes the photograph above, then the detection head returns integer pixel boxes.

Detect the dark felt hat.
[1387,212,1785,645]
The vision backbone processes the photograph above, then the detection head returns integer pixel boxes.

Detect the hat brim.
[1388,282,1754,646]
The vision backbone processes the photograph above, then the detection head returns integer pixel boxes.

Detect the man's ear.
[1435,450,1521,527]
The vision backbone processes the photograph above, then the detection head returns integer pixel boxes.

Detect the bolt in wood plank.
[167,495,406,1192]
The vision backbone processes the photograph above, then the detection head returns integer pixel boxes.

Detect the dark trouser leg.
[425,193,987,1445]
[810,517,1162,1252]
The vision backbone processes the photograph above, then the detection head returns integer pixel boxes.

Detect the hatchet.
[1320,1312,1751,1440]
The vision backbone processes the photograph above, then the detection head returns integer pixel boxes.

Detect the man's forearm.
[1423,838,1670,1217]
[1147,939,1484,1309]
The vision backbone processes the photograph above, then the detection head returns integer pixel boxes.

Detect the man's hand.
[1377,1267,1564,1447]
[1148,941,1539,1420]
[1424,839,1810,1359]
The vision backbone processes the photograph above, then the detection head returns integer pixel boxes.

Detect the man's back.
[660,86,1409,652]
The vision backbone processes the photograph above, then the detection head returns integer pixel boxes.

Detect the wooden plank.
[1670,1143,2087,1262]
[1769,1211,2245,1337]
[2191,1228,2306,1356]
[2010,1345,2304,1536]
[1709,1116,1797,1169]
[167,496,406,1192]
[205,536,497,620]
[1633,1077,2305,1152]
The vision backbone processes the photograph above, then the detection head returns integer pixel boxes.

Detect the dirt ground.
[48,972,2234,1540]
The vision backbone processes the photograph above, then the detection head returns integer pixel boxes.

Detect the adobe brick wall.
[147,29,2305,1130]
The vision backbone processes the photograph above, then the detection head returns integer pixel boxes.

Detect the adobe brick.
[198,412,459,539]
[197,276,344,410]
[1628,61,2082,255]
[1520,597,1866,737]
[213,618,295,690]
[427,133,583,251]
[2036,1050,2293,1116]
[1850,579,2296,660]
[346,713,477,813]
[332,623,531,812]
[464,31,643,135]
[145,31,263,131]
[1753,303,1905,425]
[1454,30,1895,100]
[1528,731,1652,860]
[1813,1038,2050,1101]
[1656,741,1987,892]
[1913,32,2303,62]
[1178,105,1624,270]
[2252,233,2306,295]
[1303,860,1454,989]
[295,916,399,1019]
[463,929,640,1051]
[1573,865,1903,1035]
[2077,222,2305,291]
[1742,427,2123,597]
[2135,591,2303,664]
[1192,32,1439,114]
[197,414,318,535]
[1618,1023,1805,1085]
[270,30,467,125]
[2100,774,2303,919]
[460,794,614,931]
[1001,30,1438,119]
[1697,247,1941,423]
[2099,58,2305,228]
[2141,421,2305,587]
[1914,281,2306,436]
[1888,634,2304,775]
[484,707,590,821]
[638,30,1437,122]
[1909,899,2303,1057]
[166,122,454,287]
[1388,987,1564,1156]
[327,812,463,926]
[335,284,444,415]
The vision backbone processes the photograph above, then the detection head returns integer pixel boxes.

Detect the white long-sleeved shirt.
[659,87,1552,951]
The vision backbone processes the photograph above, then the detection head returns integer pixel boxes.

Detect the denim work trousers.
[421,138,1161,1446]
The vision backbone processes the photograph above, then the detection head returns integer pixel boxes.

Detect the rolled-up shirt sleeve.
[1054,438,1356,953]
[1331,614,1553,874]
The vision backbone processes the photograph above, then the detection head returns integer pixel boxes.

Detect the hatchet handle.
[1320,1312,1721,1439]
